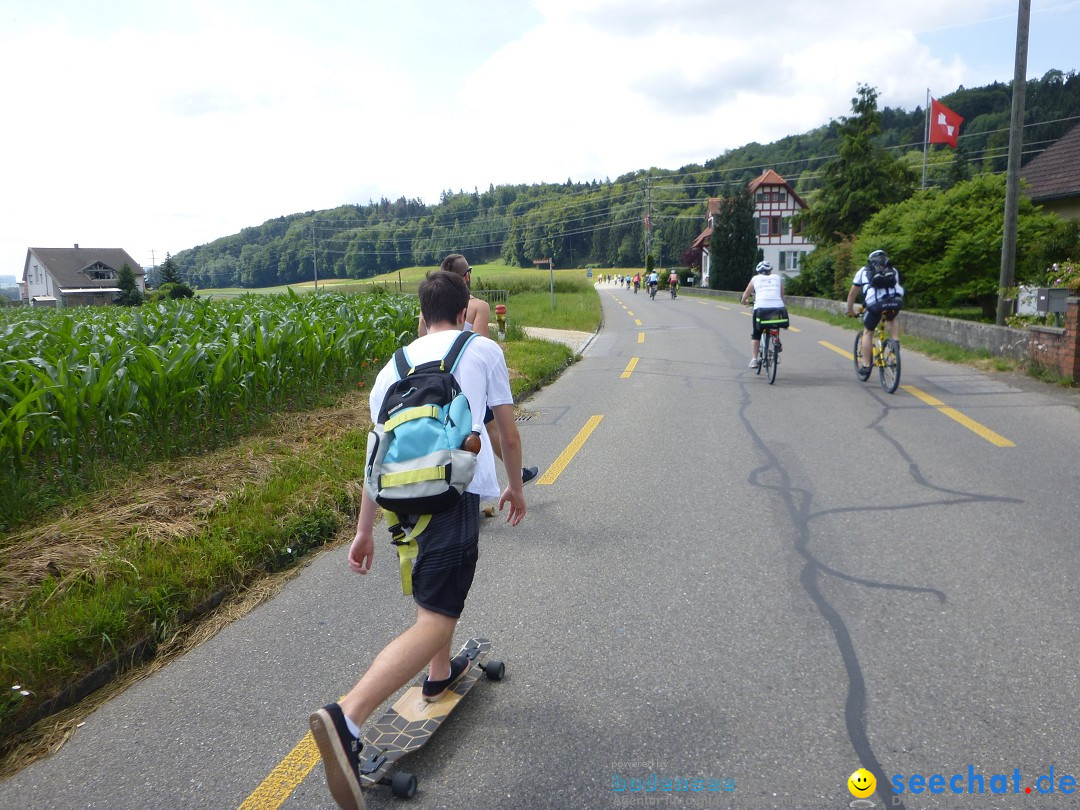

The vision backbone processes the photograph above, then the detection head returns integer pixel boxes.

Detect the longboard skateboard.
[358,637,504,799]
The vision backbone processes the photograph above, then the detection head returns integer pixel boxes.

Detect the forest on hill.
[168,70,1080,290]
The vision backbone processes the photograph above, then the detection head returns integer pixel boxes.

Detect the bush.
[147,282,195,303]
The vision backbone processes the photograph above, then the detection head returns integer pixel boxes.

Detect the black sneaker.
[309,703,365,810]
[521,466,539,485]
[858,365,872,381]
[422,654,470,702]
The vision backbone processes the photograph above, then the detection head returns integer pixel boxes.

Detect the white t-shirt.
[749,273,784,309]
[369,330,513,499]
[853,266,904,306]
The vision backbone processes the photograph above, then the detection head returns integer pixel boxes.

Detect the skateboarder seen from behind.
[309,269,527,810]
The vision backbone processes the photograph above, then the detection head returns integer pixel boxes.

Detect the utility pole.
[996,0,1031,325]
[644,175,652,264]
[311,224,319,291]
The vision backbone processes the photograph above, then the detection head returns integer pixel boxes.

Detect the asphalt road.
[4,284,1080,810]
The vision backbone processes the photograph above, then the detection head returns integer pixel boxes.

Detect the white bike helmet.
[756,261,773,274]
[868,249,888,268]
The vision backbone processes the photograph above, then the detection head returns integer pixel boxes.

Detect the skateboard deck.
[358,637,503,798]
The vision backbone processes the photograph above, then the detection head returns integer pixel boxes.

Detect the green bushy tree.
[708,186,757,290]
[855,173,1057,317]
[113,263,144,307]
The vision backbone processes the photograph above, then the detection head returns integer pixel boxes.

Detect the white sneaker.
[749,358,760,368]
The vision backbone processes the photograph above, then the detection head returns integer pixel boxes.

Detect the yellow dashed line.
[537,415,604,485]
[638,332,645,343]
[902,385,1015,447]
[634,319,642,326]
[716,305,731,310]
[238,732,321,810]
[620,357,639,378]
[819,340,853,359]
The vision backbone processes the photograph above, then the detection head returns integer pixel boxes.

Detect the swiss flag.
[929,98,963,148]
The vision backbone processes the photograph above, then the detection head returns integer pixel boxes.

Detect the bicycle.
[852,308,901,393]
[755,315,782,384]
[648,283,657,300]
[669,283,678,299]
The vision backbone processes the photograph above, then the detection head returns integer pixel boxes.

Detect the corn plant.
[0,291,417,531]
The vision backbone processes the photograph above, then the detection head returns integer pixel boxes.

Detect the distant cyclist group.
[600,249,904,386]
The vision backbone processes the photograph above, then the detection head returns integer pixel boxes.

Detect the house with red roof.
[691,169,815,286]
[1021,122,1080,219]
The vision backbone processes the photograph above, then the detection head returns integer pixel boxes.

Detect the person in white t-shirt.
[418,254,539,485]
[740,261,787,368]
[308,270,526,810]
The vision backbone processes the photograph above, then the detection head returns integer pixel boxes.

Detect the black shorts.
[862,298,902,330]
[483,406,494,424]
[407,492,480,618]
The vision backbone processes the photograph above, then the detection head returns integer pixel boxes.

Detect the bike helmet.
[755,261,773,274]
[868,250,888,269]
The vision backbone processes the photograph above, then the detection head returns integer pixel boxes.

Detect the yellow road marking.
[788,326,801,333]
[239,732,321,810]
[740,311,751,317]
[537,415,604,485]
[627,311,634,316]
[620,357,639,378]
[637,332,645,343]
[716,305,731,310]
[901,385,1015,447]
[820,340,853,359]
[634,319,642,326]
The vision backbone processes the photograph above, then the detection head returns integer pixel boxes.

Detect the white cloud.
[0,0,1073,277]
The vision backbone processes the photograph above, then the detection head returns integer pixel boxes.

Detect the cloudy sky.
[2,0,1077,280]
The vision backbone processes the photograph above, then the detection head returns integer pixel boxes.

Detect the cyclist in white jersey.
[740,261,786,368]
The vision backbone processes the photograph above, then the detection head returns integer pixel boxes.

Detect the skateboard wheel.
[391,771,417,799]
[482,660,505,681]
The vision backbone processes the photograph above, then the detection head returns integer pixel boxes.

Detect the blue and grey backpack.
[364,331,480,593]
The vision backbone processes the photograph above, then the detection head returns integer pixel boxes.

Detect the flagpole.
[922,88,930,190]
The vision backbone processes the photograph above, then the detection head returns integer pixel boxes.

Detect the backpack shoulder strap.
[393,347,411,379]
[442,331,478,373]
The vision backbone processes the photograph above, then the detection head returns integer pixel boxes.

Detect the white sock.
[343,713,361,739]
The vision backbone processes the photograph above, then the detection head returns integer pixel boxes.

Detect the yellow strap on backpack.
[385,512,431,596]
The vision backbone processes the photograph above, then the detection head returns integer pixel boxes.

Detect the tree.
[708,186,757,290]
[800,85,916,245]
[855,173,1057,317]
[159,253,180,285]
[114,263,144,306]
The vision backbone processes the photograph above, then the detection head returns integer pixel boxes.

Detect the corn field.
[0,291,416,527]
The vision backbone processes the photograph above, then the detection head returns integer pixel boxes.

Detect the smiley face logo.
[848,768,876,797]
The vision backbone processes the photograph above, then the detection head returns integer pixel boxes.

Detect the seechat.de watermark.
[890,765,1076,797]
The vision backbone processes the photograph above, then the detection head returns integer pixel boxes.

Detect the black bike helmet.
[756,261,773,274]
[868,250,888,269]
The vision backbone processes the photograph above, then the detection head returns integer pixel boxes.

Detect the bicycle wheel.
[767,331,778,384]
[879,338,901,393]
[756,333,766,375]
[853,331,871,380]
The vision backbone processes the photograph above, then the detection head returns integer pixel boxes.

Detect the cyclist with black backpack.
[846,249,905,377]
